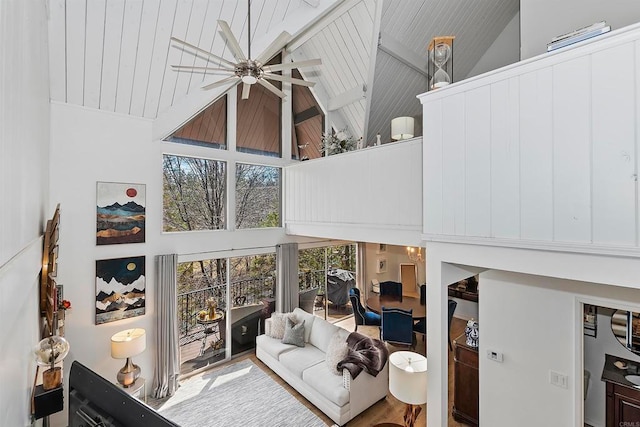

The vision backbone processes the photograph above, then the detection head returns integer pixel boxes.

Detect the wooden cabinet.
[453,334,479,426]
[605,381,640,427]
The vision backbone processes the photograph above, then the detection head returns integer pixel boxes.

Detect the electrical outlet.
[549,370,568,388]
[486,350,503,362]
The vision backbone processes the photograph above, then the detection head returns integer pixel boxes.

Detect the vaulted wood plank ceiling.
[47,0,519,148]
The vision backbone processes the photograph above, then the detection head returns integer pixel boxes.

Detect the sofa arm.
[342,361,389,418]
[263,317,272,336]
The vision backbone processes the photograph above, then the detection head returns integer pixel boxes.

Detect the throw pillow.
[325,331,349,375]
[268,312,295,339]
[282,317,305,347]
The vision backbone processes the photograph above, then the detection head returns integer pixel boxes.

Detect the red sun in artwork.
[126,188,137,198]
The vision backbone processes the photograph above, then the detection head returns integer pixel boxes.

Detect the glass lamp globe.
[34,335,70,367]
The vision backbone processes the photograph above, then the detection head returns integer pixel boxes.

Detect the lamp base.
[402,403,422,427]
[116,357,141,388]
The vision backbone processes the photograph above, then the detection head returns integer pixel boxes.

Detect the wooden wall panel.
[464,86,491,238]
[553,56,592,243]
[591,42,637,246]
[519,68,553,241]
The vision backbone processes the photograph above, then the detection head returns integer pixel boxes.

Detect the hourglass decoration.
[427,36,455,90]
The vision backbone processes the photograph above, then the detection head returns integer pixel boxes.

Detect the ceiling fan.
[170,0,321,100]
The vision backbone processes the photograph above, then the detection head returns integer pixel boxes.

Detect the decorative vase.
[465,318,479,348]
[207,297,217,319]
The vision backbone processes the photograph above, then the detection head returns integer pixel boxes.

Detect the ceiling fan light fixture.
[241,75,258,84]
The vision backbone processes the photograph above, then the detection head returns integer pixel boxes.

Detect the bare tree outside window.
[163,154,227,232]
[235,163,281,229]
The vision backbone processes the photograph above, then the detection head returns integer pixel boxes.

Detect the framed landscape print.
[95,256,145,324]
[96,182,146,245]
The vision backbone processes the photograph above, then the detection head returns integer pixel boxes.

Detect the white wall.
[467,12,520,79]
[521,0,640,59]
[285,138,423,246]
[0,1,50,426]
[419,24,640,254]
[424,241,640,427]
[583,307,640,427]
[480,271,640,427]
[49,102,314,425]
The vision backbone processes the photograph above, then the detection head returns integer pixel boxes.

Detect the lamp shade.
[389,351,427,405]
[391,116,415,140]
[111,328,146,359]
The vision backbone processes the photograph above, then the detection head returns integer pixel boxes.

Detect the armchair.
[381,306,414,348]
[349,287,381,331]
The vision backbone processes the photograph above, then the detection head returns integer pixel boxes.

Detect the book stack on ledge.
[547,21,611,52]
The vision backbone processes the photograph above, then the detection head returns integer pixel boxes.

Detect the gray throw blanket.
[336,332,388,379]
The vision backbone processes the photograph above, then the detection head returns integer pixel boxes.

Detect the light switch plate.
[549,370,568,388]
[486,349,503,362]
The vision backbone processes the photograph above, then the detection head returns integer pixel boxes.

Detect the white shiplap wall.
[418,23,640,256]
[284,139,423,245]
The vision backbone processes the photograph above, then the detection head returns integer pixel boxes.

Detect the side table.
[117,377,146,404]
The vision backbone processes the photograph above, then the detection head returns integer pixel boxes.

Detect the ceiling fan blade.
[217,20,246,62]
[257,79,286,99]
[263,73,316,87]
[201,75,240,91]
[263,58,322,72]
[170,37,237,69]
[171,65,234,74]
[255,31,292,65]
[241,82,251,99]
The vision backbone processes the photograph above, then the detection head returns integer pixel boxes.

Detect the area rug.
[156,359,328,426]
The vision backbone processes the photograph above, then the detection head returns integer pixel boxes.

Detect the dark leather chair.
[413,299,458,350]
[349,287,381,331]
[381,306,414,348]
[379,281,403,299]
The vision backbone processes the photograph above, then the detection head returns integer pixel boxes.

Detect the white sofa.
[256,308,389,426]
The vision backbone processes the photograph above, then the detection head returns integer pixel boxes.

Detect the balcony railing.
[177,268,355,343]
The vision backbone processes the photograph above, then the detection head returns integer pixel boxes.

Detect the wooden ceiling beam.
[294,106,321,125]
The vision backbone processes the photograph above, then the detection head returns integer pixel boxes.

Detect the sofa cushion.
[309,317,341,351]
[255,334,297,360]
[325,329,349,375]
[303,362,350,407]
[268,312,295,339]
[282,318,305,347]
[292,308,316,342]
[279,345,326,378]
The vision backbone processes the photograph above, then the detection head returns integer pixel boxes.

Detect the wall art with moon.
[96,182,145,245]
[95,256,145,325]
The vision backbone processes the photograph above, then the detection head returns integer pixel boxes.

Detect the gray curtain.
[276,243,299,312]
[151,254,180,399]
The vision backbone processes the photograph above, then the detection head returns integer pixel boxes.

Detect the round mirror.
[612,310,640,356]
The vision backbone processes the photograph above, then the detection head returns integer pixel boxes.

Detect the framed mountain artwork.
[95,256,145,324]
[96,182,145,245]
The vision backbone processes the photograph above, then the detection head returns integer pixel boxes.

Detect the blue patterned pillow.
[282,317,305,347]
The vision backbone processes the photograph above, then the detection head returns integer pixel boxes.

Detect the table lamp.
[391,117,415,141]
[111,328,146,387]
[389,351,427,427]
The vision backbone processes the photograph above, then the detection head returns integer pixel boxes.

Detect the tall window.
[163,154,227,232]
[235,163,281,229]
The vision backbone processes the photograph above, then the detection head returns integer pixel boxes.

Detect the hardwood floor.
[175,315,471,426]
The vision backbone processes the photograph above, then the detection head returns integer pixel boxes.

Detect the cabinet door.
[614,388,640,424]
[453,345,479,425]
